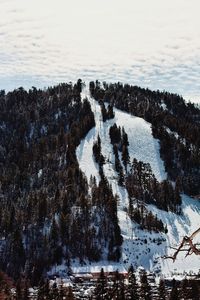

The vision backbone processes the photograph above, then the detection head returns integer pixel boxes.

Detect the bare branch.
[190,227,200,239]
[163,227,200,262]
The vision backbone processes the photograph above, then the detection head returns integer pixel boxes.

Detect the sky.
[0,0,200,102]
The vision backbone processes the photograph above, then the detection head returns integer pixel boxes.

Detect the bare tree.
[163,227,200,262]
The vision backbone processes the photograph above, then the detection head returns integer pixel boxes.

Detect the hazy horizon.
[1,0,200,102]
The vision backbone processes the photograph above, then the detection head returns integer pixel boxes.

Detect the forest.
[90,81,200,196]
[0,266,199,299]
[0,79,199,296]
[0,80,122,284]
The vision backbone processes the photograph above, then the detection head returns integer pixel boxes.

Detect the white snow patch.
[38,169,42,178]
[75,87,200,277]
[77,88,167,183]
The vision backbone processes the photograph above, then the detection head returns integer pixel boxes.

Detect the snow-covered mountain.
[75,86,200,277]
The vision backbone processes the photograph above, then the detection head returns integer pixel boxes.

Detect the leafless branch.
[162,227,200,262]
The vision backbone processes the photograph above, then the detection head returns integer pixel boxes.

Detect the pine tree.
[140,270,152,300]
[126,265,139,300]
[122,127,129,147]
[101,103,107,122]
[174,182,181,212]
[8,229,26,279]
[50,282,59,299]
[190,280,200,300]
[122,145,130,171]
[180,278,190,300]
[16,278,22,300]
[158,278,166,300]
[37,279,50,300]
[169,279,179,300]
[59,212,69,245]
[50,217,59,245]
[66,286,75,300]
[94,268,108,299]
[118,166,124,186]
[59,280,65,299]
[38,196,47,224]
[111,270,125,300]
[22,278,30,300]
[107,104,115,119]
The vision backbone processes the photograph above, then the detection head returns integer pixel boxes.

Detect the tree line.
[90,81,200,197]
[0,80,122,283]
[0,267,199,299]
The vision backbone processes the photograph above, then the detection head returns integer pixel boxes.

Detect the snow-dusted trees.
[126,265,139,300]
[94,268,108,299]
[90,80,200,197]
[93,134,105,167]
[158,278,166,300]
[0,81,98,281]
[99,100,115,122]
[126,158,182,213]
[109,124,130,184]
[128,201,166,233]
[91,175,123,261]
[109,123,121,145]
[140,270,152,300]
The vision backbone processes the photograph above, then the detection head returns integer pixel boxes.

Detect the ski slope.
[76,87,200,277]
[77,88,167,183]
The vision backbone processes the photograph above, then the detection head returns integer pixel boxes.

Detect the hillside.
[76,85,200,276]
[0,80,199,297]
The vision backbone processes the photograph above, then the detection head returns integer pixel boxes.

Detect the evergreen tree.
[107,104,115,119]
[37,279,50,300]
[169,279,179,300]
[122,144,130,171]
[158,278,166,300]
[101,103,107,122]
[122,127,129,147]
[22,278,30,300]
[180,278,190,300]
[126,265,139,300]
[190,280,200,300]
[94,268,108,299]
[8,229,26,279]
[111,270,125,300]
[16,278,22,300]
[50,282,59,299]
[66,286,75,300]
[50,217,59,247]
[140,270,152,300]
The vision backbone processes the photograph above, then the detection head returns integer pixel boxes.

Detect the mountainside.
[76,85,200,276]
[0,80,199,289]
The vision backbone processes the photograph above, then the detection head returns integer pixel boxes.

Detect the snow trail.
[76,86,200,276]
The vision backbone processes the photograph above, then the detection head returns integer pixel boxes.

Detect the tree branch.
[163,227,200,262]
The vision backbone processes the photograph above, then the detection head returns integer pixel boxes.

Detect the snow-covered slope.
[76,87,200,277]
[77,89,166,183]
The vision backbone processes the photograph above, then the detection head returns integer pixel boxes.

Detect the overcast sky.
[0,0,200,101]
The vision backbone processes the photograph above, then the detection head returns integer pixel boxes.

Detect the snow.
[165,126,180,140]
[156,195,200,275]
[77,88,167,183]
[75,86,200,277]
[72,264,127,274]
[160,102,167,110]
[41,125,47,135]
[29,124,34,139]
[38,169,42,178]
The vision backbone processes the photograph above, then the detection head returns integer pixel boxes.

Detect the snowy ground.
[75,86,200,277]
[77,89,167,183]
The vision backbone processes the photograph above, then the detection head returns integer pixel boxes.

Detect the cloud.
[0,0,200,102]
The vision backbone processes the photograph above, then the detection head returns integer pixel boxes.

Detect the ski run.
[73,86,200,278]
